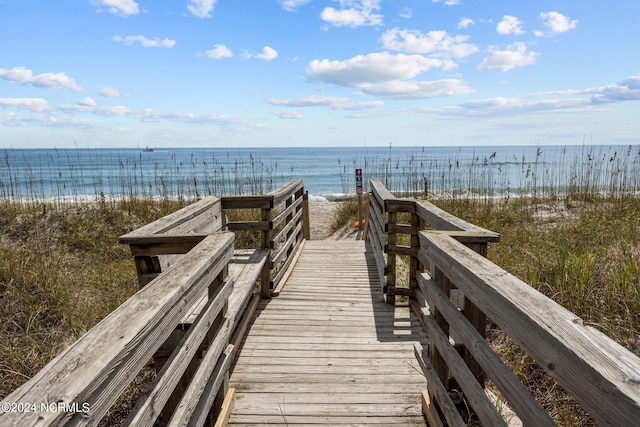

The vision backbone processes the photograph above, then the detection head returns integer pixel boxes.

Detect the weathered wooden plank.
[170,344,235,427]
[416,273,554,425]
[225,220,271,231]
[271,208,303,248]
[270,221,302,269]
[227,249,269,327]
[120,233,208,255]
[119,197,222,239]
[415,200,500,241]
[220,195,272,209]
[272,195,302,228]
[386,198,416,214]
[1,233,234,427]
[420,306,506,426]
[232,382,425,394]
[231,363,423,375]
[214,388,235,427]
[421,231,640,426]
[228,415,427,425]
[230,357,420,367]
[269,178,303,207]
[228,239,428,426]
[233,392,419,405]
[369,178,397,205]
[124,279,234,427]
[414,343,466,427]
[421,390,445,427]
[231,401,423,416]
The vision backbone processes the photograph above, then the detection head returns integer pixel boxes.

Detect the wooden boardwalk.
[228,240,428,426]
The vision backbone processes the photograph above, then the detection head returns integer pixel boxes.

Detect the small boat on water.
[142,146,154,152]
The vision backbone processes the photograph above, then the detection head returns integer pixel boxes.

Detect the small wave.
[309,195,330,202]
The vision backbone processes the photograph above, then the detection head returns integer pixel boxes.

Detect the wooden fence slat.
[420,306,507,426]
[414,344,466,427]
[119,197,222,238]
[416,273,555,425]
[0,233,234,427]
[124,279,234,427]
[169,343,235,427]
[420,231,640,426]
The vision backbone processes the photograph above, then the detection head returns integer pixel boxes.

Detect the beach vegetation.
[0,145,639,425]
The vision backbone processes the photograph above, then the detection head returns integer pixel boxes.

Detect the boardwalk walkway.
[228,240,428,426]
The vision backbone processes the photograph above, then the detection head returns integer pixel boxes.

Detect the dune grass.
[1,146,639,425]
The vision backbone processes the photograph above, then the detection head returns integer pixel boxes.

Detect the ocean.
[2,145,639,201]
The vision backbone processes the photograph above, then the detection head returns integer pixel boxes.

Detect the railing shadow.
[364,240,427,344]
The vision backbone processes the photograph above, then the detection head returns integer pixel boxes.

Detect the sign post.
[355,169,363,233]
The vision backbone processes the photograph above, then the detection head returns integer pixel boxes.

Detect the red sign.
[355,169,363,195]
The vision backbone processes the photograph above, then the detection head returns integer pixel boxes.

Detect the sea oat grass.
[432,194,639,426]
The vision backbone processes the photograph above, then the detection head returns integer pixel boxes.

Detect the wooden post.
[386,210,397,305]
[133,255,162,288]
[423,176,429,199]
[302,191,311,240]
[260,205,273,298]
[356,168,363,232]
[409,212,422,294]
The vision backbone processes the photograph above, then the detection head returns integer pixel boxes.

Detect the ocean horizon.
[2,144,639,201]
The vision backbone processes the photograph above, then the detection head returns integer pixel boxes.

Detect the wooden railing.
[221,178,310,298]
[365,178,640,426]
[0,233,235,427]
[0,180,309,426]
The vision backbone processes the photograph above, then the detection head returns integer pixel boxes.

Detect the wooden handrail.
[0,180,308,426]
[0,233,235,426]
[365,178,640,425]
[220,179,308,298]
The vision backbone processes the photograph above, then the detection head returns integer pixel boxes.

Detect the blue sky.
[1,0,640,148]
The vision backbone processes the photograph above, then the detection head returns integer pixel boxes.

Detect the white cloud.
[477,42,537,72]
[266,96,384,110]
[91,0,139,16]
[357,79,473,99]
[273,110,303,119]
[187,0,217,18]
[321,0,383,28]
[0,97,50,112]
[589,76,640,104]
[431,0,460,6]
[60,103,132,116]
[399,8,412,19]
[306,52,448,86]
[99,86,128,97]
[306,53,472,99]
[380,28,478,58]
[539,11,578,34]
[278,0,311,12]
[0,66,82,92]
[433,75,640,118]
[338,101,384,110]
[255,46,278,61]
[204,44,233,59]
[244,46,278,61]
[78,97,97,107]
[266,96,350,107]
[458,17,474,29]
[497,15,524,35]
[447,97,589,117]
[113,35,176,48]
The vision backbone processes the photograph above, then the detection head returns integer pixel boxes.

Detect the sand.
[308,201,359,240]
